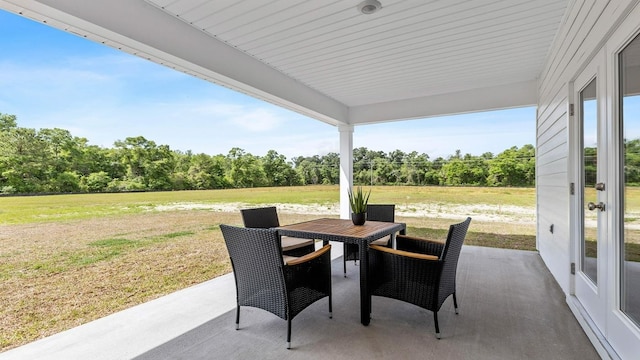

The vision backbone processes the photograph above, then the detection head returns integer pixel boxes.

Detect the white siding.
[536,0,638,293]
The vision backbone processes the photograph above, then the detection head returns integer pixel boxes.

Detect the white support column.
[339,124,354,219]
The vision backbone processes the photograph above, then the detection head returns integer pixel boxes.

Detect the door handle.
[587,202,605,211]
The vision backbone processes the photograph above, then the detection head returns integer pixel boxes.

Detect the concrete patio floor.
[0,245,598,360]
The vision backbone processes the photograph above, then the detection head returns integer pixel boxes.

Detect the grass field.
[0,185,537,225]
[0,185,637,351]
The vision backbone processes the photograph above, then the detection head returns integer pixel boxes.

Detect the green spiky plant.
[348,186,371,214]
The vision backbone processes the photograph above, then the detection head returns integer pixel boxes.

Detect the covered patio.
[0,246,597,359]
[1,0,640,358]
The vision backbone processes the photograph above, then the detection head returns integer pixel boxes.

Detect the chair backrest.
[240,206,280,228]
[219,224,288,319]
[441,217,471,263]
[438,217,471,306]
[366,204,395,222]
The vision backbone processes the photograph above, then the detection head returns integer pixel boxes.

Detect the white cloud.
[228,107,286,132]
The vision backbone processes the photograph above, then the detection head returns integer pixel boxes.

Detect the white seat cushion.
[281,236,314,251]
[282,255,298,264]
[371,235,391,246]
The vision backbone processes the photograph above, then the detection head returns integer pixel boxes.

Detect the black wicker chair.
[368,217,471,339]
[220,224,332,349]
[241,206,315,257]
[343,204,397,277]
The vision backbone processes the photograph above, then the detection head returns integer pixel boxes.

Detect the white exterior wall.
[537,0,638,297]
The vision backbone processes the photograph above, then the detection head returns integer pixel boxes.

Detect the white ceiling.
[0,0,569,126]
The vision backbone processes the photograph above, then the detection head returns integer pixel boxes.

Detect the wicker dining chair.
[368,217,471,339]
[240,206,315,257]
[343,204,396,277]
[220,225,332,349]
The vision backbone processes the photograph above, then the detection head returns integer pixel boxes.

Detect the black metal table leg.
[359,239,370,325]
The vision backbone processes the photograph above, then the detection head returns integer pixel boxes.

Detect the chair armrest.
[285,244,331,266]
[370,244,439,261]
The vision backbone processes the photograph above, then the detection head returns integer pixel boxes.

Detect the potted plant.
[348,186,371,225]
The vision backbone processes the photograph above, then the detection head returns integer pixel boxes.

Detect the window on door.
[581,78,598,285]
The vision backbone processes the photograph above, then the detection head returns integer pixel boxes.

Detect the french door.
[573,50,608,334]
[606,17,640,359]
[571,11,640,358]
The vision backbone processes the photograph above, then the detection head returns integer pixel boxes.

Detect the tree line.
[0,112,537,194]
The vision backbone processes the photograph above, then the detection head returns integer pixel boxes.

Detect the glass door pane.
[581,78,598,284]
[620,32,640,326]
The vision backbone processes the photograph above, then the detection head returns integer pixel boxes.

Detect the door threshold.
[566,295,620,360]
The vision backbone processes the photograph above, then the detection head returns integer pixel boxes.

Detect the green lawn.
[0,185,536,225]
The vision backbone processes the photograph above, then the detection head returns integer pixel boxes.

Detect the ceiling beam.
[348,80,537,124]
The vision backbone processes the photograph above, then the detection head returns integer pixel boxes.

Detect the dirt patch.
[153,202,537,224]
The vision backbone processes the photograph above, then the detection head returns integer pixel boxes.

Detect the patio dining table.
[276,218,406,325]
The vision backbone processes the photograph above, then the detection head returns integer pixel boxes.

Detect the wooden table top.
[277,218,405,242]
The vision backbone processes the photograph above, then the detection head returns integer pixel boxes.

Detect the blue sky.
[0,9,535,160]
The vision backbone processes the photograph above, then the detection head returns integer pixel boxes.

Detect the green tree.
[262,150,300,186]
[294,156,322,185]
[0,127,49,193]
[319,152,339,185]
[77,144,112,178]
[171,150,193,190]
[187,153,230,189]
[51,171,82,193]
[82,171,112,192]
[38,128,85,186]
[464,154,489,186]
[0,112,541,192]
[488,145,535,186]
[439,152,489,186]
[226,148,267,188]
[401,151,430,185]
[354,147,386,185]
[372,157,394,185]
[440,158,467,185]
[0,113,17,131]
[424,157,445,185]
[113,136,176,190]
